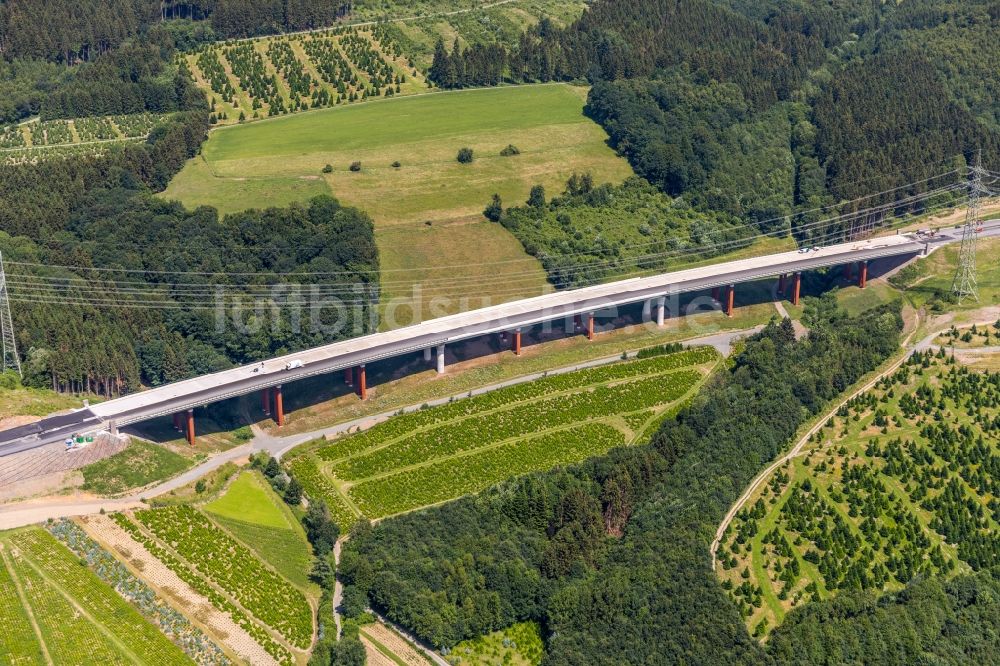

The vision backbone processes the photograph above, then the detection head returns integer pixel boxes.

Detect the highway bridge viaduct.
[0,227,964,455]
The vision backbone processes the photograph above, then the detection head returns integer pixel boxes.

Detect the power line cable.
[0,173,970,310]
[3,184,965,309]
[5,167,963,278]
[6,180,963,293]
[3,212,945,310]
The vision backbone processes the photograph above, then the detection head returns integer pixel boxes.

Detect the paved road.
[21,230,951,443]
[0,409,102,457]
[0,220,1000,456]
[0,327,757,530]
[9,222,1000,455]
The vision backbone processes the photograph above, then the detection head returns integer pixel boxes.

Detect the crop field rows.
[91,513,280,665]
[291,347,717,527]
[0,526,195,665]
[0,113,170,164]
[134,505,314,649]
[110,509,304,665]
[203,471,316,590]
[185,25,428,125]
[359,621,435,666]
[382,0,587,69]
[47,519,228,665]
[718,351,1000,638]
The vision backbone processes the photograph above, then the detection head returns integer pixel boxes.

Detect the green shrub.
[456,147,474,163]
[636,342,685,359]
[484,193,503,221]
[527,184,546,208]
[0,369,21,389]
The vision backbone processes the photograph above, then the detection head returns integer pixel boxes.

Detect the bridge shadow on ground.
[126,395,250,449]
[798,252,919,300]
[130,257,919,445]
[276,276,842,420]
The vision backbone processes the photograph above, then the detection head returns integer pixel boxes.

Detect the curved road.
[709,311,1000,568]
[0,327,756,530]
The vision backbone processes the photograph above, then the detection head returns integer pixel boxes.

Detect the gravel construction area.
[0,435,126,486]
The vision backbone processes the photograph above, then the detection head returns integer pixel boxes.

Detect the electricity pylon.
[0,251,21,377]
[951,154,988,304]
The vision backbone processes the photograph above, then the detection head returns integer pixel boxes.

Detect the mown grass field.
[166,84,630,225]
[80,439,192,496]
[203,471,315,589]
[717,352,997,638]
[0,526,193,664]
[890,236,1000,310]
[162,160,331,215]
[287,347,719,529]
[162,83,632,317]
[374,218,549,325]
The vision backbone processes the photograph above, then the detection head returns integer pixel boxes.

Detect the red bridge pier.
[273,385,285,426]
[356,365,367,400]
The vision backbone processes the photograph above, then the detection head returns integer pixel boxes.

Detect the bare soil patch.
[78,514,278,666]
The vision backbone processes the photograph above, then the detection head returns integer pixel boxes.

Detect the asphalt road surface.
[0,408,101,458]
[2,220,997,457]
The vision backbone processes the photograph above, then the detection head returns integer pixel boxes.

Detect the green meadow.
[163,83,632,317]
[203,471,315,589]
[164,83,631,224]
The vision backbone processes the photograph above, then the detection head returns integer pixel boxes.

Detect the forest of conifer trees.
[432,0,999,246]
[0,0,380,394]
